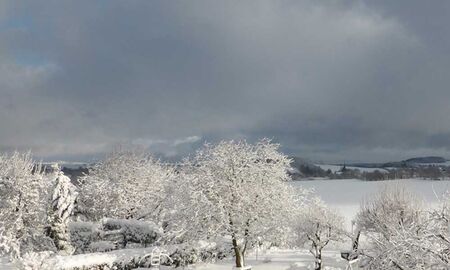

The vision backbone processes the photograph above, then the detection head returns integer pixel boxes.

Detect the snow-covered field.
[292,178,450,228]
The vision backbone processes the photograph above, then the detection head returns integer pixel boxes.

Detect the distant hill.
[404,156,447,164]
[344,156,448,169]
[291,155,450,180]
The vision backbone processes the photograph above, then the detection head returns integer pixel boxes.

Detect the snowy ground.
[0,249,350,270]
[0,257,14,270]
[189,249,347,270]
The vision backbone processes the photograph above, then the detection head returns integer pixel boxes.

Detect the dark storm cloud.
[1,0,450,162]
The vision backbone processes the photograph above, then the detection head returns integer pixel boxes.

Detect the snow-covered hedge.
[101,218,163,247]
[87,241,116,253]
[69,221,100,254]
[44,247,157,270]
[169,240,231,267]
[69,219,164,254]
[42,240,231,269]
[13,237,230,269]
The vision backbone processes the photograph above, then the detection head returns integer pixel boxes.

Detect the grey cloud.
[0,0,450,162]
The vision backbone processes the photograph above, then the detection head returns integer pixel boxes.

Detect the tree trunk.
[352,230,361,251]
[232,238,245,267]
[315,249,322,270]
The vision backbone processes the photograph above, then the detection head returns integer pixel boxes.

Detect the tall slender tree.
[48,164,78,255]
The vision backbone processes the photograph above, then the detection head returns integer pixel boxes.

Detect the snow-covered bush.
[379,191,450,270]
[175,139,304,268]
[68,218,164,254]
[17,251,54,270]
[294,197,346,270]
[169,240,231,267]
[0,229,20,258]
[0,152,54,259]
[79,147,175,221]
[355,185,441,269]
[68,221,100,254]
[87,241,116,253]
[357,185,423,239]
[101,218,163,247]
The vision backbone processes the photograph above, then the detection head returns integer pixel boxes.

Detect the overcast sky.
[1,0,450,163]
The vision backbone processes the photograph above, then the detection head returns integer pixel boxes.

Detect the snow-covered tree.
[376,191,450,269]
[355,185,431,269]
[178,139,302,268]
[294,197,346,270]
[79,147,175,221]
[48,164,78,255]
[0,152,52,259]
[357,185,423,239]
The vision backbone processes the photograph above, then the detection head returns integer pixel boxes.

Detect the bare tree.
[294,197,346,270]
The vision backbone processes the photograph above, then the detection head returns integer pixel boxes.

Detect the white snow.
[188,249,347,270]
[34,248,347,270]
[0,248,346,270]
[0,257,15,270]
[45,246,163,269]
